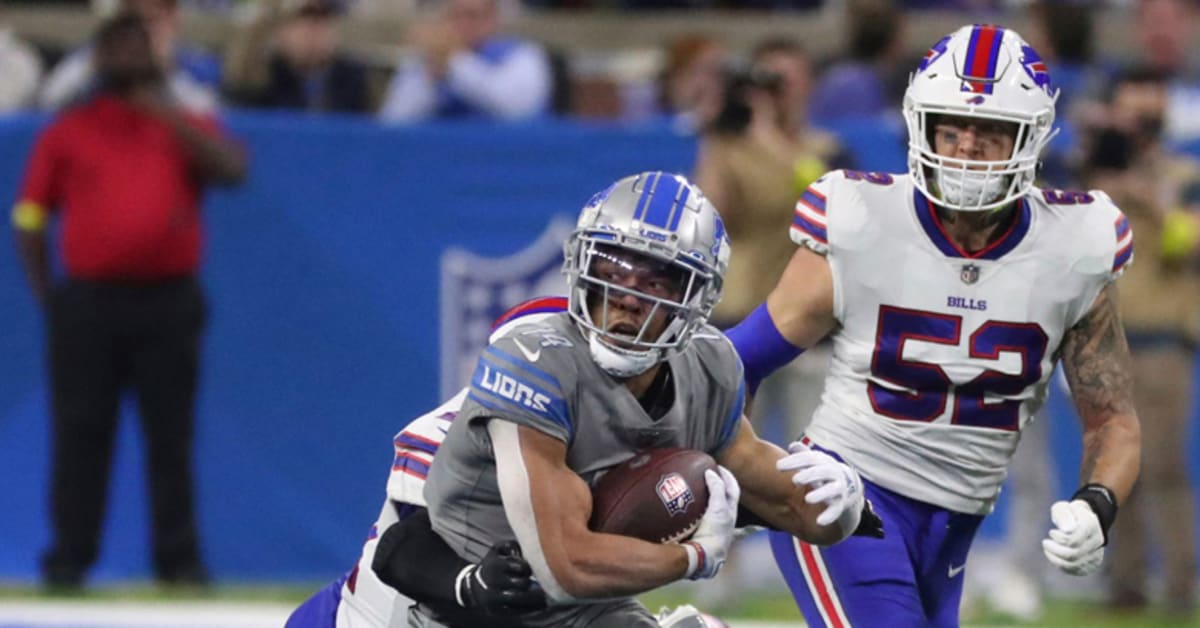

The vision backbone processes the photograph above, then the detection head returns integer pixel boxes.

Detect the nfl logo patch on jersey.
[656,473,694,517]
[960,263,980,285]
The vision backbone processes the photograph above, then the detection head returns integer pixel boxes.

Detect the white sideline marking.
[0,601,296,627]
[0,601,1011,628]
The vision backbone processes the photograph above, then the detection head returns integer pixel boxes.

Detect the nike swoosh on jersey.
[948,564,966,578]
[513,337,541,362]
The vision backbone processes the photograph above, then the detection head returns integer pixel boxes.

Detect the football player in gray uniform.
[407,171,881,627]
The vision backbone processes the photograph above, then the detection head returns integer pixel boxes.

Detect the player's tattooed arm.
[1060,283,1141,504]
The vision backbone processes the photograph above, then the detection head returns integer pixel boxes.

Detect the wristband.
[1071,483,1118,545]
[682,542,705,580]
[12,201,48,232]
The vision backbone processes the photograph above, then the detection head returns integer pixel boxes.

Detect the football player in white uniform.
[725,24,1141,627]
[285,298,566,627]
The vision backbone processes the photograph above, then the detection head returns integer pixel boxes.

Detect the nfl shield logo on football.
[960,263,980,285]
[656,472,694,517]
[440,217,574,398]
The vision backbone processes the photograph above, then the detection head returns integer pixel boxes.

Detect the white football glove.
[1042,500,1105,576]
[683,466,739,580]
[778,441,864,536]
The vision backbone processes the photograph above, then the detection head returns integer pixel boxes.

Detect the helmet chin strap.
[934,167,1009,211]
[588,333,662,378]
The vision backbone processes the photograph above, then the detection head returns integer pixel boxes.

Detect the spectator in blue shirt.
[378,0,552,122]
[808,0,907,124]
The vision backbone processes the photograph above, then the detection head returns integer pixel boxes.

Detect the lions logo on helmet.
[562,171,730,378]
[904,24,1060,212]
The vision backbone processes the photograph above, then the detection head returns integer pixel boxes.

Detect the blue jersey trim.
[718,379,746,450]
[467,369,573,436]
[483,346,561,389]
[913,188,1031,260]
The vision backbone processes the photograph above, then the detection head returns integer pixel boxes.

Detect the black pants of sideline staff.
[41,277,208,587]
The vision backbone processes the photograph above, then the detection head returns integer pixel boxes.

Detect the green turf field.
[637,588,1200,627]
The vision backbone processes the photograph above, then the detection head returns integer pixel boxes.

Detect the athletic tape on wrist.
[1071,483,1118,544]
[683,542,705,580]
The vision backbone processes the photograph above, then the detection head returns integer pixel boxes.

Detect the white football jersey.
[334,390,464,628]
[790,170,1132,514]
[333,298,568,627]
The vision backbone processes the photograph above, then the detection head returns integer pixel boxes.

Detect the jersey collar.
[913,187,1031,260]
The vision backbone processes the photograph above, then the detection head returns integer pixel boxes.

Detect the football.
[588,447,717,544]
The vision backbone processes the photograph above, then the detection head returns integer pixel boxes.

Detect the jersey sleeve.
[12,122,64,231]
[789,171,839,255]
[462,327,577,443]
[385,389,466,506]
[1068,190,1134,326]
[694,329,747,457]
[1111,208,1134,280]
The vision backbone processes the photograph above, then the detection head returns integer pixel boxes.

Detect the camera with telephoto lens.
[708,67,784,135]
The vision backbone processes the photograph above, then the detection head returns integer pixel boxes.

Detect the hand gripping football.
[588,448,717,544]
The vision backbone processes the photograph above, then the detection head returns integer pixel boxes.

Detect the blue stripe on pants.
[286,571,349,628]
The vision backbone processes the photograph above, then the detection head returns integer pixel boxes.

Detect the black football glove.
[852,498,885,539]
[456,541,548,615]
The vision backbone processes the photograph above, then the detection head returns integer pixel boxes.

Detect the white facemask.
[935,167,1008,210]
[588,333,661,378]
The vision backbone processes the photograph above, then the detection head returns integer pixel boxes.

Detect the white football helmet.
[562,172,730,378]
[904,24,1059,212]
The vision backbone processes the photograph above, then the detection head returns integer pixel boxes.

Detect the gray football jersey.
[423,313,744,626]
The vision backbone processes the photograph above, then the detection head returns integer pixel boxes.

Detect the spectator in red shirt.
[11,12,246,590]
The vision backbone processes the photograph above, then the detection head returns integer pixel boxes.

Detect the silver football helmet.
[904,24,1059,211]
[562,172,730,378]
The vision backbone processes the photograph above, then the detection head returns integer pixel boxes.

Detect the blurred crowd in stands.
[1,0,1197,139]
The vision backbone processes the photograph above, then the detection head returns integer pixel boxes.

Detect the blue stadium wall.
[0,112,1194,583]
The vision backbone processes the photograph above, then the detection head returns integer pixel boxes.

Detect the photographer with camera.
[693,36,852,433]
[1080,67,1200,618]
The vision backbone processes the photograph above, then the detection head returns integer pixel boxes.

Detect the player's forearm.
[546,532,689,600]
[372,506,470,605]
[1080,412,1140,504]
[1061,283,1140,503]
[743,488,843,546]
[14,228,51,305]
[160,111,247,186]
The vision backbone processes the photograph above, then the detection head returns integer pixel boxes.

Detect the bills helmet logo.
[965,95,986,105]
[656,472,695,517]
[1019,45,1053,95]
[960,263,980,285]
[918,35,951,74]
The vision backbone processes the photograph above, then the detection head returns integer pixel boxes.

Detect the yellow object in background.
[11,201,48,232]
[793,156,827,196]
[1161,210,1200,260]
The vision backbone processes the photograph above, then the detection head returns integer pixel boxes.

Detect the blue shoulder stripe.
[483,346,560,389]
[468,361,573,436]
